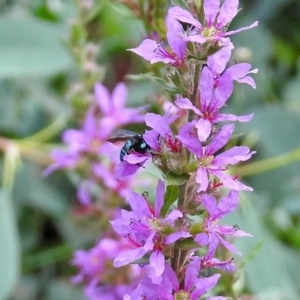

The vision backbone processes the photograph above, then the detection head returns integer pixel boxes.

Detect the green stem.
[171,63,203,274]
[171,182,187,274]
[236,147,300,177]
[188,63,202,121]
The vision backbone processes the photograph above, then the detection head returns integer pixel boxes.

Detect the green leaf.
[165,172,190,186]
[161,185,178,217]
[142,74,179,95]
[0,17,72,77]
[0,191,20,300]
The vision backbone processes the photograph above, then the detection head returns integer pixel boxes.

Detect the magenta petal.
[94,83,111,115]
[113,248,147,267]
[168,6,202,29]
[143,231,155,251]
[111,82,127,111]
[199,67,214,110]
[155,180,165,216]
[194,274,221,296]
[149,251,165,277]
[212,73,234,110]
[196,167,209,192]
[204,0,220,26]
[145,113,172,136]
[178,121,203,156]
[166,210,183,221]
[143,129,160,151]
[175,98,201,115]
[128,191,150,217]
[124,154,149,164]
[208,44,233,74]
[201,194,217,215]
[219,225,252,237]
[212,170,253,191]
[129,39,174,64]
[165,12,186,60]
[218,113,253,122]
[206,124,234,155]
[214,146,255,165]
[217,0,239,27]
[195,119,212,142]
[236,75,257,88]
[62,129,87,151]
[216,190,239,216]
[114,161,141,179]
[226,21,259,36]
[195,233,209,247]
[184,261,198,291]
[218,235,241,254]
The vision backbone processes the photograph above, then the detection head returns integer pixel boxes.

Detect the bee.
[107,129,151,162]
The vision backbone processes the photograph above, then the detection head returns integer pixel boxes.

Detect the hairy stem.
[171,182,187,274]
[172,62,202,275]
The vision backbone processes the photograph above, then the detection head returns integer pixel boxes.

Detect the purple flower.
[128,11,186,66]
[93,82,145,138]
[111,180,189,280]
[114,112,180,179]
[71,237,143,293]
[168,2,258,46]
[208,44,258,89]
[178,123,255,192]
[44,82,144,177]
[176,46,257,141]
[195,191,252,255]
[125,262,226,300]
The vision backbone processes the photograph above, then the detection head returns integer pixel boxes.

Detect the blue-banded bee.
[107,129,151,161]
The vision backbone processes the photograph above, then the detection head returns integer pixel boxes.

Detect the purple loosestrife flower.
[93,82,145,138]
[114,111,181,179]
[195,191,252,255]
[179,123,255,192]
[125,262,226,300]
[128,11,186,66]
[44,82,144,176]
[168,2,258,46]
[71,237,143,299]
[207,44,258,89]
[111,181,190,280]
[176,47,257,141]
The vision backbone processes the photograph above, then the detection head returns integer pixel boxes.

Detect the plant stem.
[188,63,202,121]
[171,182,187,274]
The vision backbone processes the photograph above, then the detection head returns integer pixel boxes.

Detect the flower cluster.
[45,83,147,206]
[71,237,145,299]
[108,1,257,299]
[51,0,259,299]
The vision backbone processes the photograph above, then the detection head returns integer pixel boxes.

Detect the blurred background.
[0,0,300,299]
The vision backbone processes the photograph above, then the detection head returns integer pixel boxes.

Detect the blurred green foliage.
[0,0,300,299]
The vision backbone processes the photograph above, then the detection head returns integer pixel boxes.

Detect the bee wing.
[107,129,138,147]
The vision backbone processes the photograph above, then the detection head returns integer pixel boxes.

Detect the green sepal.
[166,172,190,186]
[175,237,200,250]
[161,185,179,217]
[190,222,204,235]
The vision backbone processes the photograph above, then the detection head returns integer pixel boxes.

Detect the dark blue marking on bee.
[107,129,151,162]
